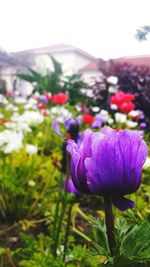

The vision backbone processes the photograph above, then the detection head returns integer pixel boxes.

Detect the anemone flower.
[67,126,148,211]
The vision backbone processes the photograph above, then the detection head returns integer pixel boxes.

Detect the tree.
[135,25,150,41]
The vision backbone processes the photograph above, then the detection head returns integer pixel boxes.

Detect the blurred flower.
[5,104,18,112]
[20,111,44,126]
[67,126,148,210]
[51,93,68,104]
[42,109,49,116]
[5,121,31,133]
[38,103,47,109]
[119,101,135,113]
[128,110,144,119]
[110,104,118,110]
[50,106,72,120]
[91,114,106,128]
[91,106,100,113]
[0,94,8,104]
[115,113,127,124]
[26,144,38,155]
[0,130,23,153]
[111,91,135,113]
[52,117,80,143]
[140,122,147,128]
[45,92,52,101]
[107,118,114,125]
[14,97,27,104]
[107,76,118,85]
[82,114,95,124]
[0,118,8,124]
[40,95,48,104]
[126,120,138,128]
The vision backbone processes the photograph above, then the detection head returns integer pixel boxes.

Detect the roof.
[79,61,102,72]
[112,55,150,66]
[12,44,98,61]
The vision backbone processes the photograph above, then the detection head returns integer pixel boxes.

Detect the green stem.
[63,204,72,261]
[72,227,92,242]
[104,196,116,255]
[53,199,60,248]
[53,203,66,257]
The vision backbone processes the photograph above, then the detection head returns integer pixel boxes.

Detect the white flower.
[110,104,118,110]
[14,97,27,104]
[128,110,143,118]
[5,119,31,133]
[50,107,72,120]
[1,130,23,153]
[143,157,150,169]
[115,113,127,124]
[26,144,38,155]
[91,106,100,113]
[108,118,114,124]
[20,111,44,126]
[108,86,118,93]
[107,76,118,85]
[86,89,94,98]
[0,94,8,104]
[0,113,4,119]
[4,142,22,153]
[126,120,138,128]
[99,109,109,117]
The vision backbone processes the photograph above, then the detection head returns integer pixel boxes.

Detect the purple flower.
[52,117,80,142]
[140,122,147,129]
[91,114,106,128]
[40,95,48,104]
[52,118,64,136]
[67,130,100,193]
[65,178,81,196]
[67,126,148,211]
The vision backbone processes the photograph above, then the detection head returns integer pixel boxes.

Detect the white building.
[1,44,101,94]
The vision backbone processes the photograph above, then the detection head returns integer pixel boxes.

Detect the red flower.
[82,114,95,124]
[0,119,8,124]
[38,103,47,109]
[45,92,52,101]
[51,93,68,105]
[118,102,135,113]
[110,91,135,113]
[42,109,49,116]
[111,91,135,105]
[66,133,71,140]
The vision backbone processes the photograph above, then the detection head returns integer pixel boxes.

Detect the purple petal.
[65,178,82,196]
[52,118,64,136]
[86,128,148,199]
[112,196,135,211]
[64,118,73,130]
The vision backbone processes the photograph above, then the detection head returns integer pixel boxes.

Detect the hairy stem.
[104,196,116,255]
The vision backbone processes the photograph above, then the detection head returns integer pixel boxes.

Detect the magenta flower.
[67,126,148,211]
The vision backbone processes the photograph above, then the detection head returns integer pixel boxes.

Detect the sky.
[0,0,150,59]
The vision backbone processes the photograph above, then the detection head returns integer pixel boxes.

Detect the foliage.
[104,60,150,119]
[17,55,63,94]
